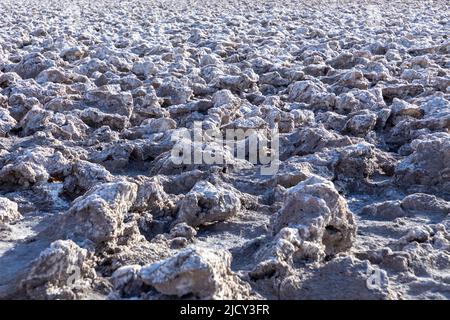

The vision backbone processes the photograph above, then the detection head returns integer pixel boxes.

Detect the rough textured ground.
[0,0,449,300]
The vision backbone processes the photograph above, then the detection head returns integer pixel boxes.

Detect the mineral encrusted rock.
[395,133,450,193]
[273,175,357,258]
[58,181,138,244]
[140,247,255,299]
[175,181,241,227]
[20,240,96,299]
[0,197,21,224]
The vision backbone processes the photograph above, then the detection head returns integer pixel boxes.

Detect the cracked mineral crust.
[0,0,449,300]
